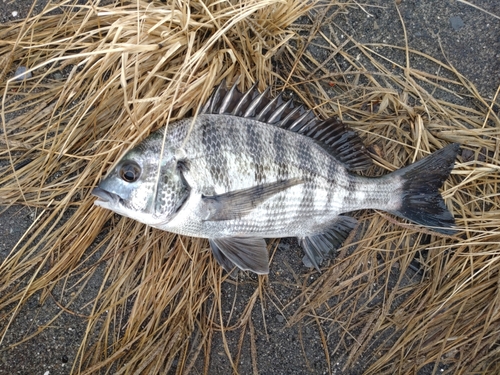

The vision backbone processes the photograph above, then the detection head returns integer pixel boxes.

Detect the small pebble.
[461,148,474,162]
[278,242,290,251]
[12,11,18,17]
[450,16,465,31]
[276,314,284,323]
[14,66,32,81]
[61,355,68,363]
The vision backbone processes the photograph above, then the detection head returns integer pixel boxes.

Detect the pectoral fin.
[299,215,358,271]
[209,237,269,274]
[201,178,302,221]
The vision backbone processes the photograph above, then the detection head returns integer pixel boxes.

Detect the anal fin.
[299,216,358,271]
[209,237,269,274]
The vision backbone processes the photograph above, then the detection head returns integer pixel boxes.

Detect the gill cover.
[94,133,190,225]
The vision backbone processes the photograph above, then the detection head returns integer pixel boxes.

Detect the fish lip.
[92,186,118,204]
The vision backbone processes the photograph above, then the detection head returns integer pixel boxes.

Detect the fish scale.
[93,80,459,274]
[182,117,337,223]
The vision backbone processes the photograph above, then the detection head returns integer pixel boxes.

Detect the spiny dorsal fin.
[201,79,317,129]
[302,118,373,171]
[202,80,372,171]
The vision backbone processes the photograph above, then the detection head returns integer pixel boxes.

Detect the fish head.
[92,135,189,226]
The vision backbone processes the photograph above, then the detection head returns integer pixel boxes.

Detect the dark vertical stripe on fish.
[202,122,229,188]
[325,173,335,213]
[245,123,264,183]
[267,129,289,231]
[272,130,289,180]
[297,139,314,217]
[343,174,357,205]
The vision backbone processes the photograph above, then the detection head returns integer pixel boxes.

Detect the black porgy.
[92,80,459,274]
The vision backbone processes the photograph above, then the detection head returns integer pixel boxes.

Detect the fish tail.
[389,143,460,235]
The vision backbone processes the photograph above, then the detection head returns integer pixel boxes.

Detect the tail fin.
[390,143,460,235]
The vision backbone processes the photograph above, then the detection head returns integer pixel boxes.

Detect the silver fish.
[92,80,459,274]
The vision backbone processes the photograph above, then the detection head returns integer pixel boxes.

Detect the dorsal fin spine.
[279,104,303,128]
[208,79,225,114]
[219,79,239,114]
[232,80,258,116]
[241,83,266,117]
[256,92,283,122]
[268,99,292,124]
[288,110,314,132]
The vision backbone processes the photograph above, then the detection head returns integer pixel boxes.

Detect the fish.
[92,80,459,275]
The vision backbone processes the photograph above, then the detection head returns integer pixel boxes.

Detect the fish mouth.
[92,187,119,205]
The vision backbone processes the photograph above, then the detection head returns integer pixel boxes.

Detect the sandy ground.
[0,0,499,374]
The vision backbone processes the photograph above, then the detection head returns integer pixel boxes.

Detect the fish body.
[93,81,459,274]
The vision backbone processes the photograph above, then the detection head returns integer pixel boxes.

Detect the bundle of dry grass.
[1,0,499,374]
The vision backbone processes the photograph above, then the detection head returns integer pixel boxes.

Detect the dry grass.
[1,0,499,374]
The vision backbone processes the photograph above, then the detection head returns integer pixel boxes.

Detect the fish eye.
[119,162,141,183]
